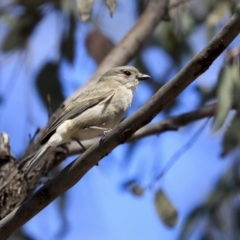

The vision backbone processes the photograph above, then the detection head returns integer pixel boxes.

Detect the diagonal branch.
[1,7,240,238]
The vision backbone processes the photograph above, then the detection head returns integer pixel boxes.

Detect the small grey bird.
[26,66,150,174]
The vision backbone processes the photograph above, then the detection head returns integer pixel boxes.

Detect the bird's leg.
[88,126,112,136]
[73,138,86,152]
[103,129,112,136]
[73,138,99,166]
[89,126,111,132]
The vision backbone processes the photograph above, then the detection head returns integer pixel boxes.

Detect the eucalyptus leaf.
[104,0,116,16]
[222,111,240,156]
[154,22,192,64]
[130,185,144,197]
[154,189,178,227]
[232,63,240,109]
[85,29,114,64]
[206,2,230,27]
[123,180,144,197]
[180,206,207,240]
[36,62,64,113]
[213,65,239,132]
[1,8,42,52]
[60,14,76,64]
[76,0,94,22]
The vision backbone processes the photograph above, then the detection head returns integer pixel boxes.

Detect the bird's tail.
[25,144,51,176]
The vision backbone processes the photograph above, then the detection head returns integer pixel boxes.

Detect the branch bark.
[1,8,240,238]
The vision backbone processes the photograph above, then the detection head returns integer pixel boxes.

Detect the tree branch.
[1,7,240,238]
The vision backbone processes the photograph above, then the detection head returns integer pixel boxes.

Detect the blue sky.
[0,1,239,239]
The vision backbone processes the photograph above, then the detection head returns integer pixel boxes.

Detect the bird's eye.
[123,71,131,76]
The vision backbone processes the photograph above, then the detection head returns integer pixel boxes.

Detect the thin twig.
[148,118,210,190]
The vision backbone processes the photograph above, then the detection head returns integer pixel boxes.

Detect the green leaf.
[104,0,116,16]
[206,2,230,27]
[36,62,64,113]
[123,180,144,197]
[232,63,240,110]
[180,163,238,239]
[154,189,178,227]
[154,21,192,64]
[60,14,76,64]
[236,3,240,17]
[221,111,240,156]
[1,8,42,52]
[180,206,207,240]
[213,64,239,132]
[130,185,144,197]
[205,2,231,39]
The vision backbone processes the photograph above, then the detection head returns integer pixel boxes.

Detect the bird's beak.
[137,73,151,81]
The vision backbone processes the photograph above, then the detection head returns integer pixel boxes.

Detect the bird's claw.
[103,129,112,136]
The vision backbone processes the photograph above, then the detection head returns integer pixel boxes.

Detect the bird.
[25,66,150,175]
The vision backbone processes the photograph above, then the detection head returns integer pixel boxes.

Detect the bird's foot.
[74,139,86,152]
[103,129,112,136]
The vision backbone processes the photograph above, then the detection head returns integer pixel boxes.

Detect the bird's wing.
[40,87,115,144]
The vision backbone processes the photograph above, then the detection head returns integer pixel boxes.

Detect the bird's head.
[99,66,150,91]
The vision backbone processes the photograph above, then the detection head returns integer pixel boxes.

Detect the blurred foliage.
[36,62,64,113]
[60,13,76,64]
[222,111,240,157]
[104,0,116,16]
[1,7,43,51]
[0,0,240,238]
[213,61,240,132]
[196,46,240,157]
[154,21,193,64]
[154,189,178,227]
[180,158,240,239]
[76,0,94,22]
[123,180,178,227]
[123,179,145,197]
[76,0,116,21]
[85,28,114,64]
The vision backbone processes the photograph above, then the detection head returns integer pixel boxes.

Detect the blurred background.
[0,0,240,239]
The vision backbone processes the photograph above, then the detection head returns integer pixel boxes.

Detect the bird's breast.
[100,87,133,127]
[71,86,134,140]
[111,86,133,111]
